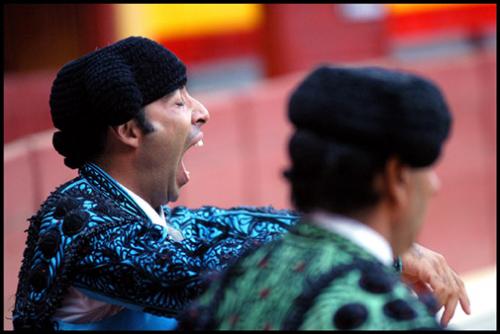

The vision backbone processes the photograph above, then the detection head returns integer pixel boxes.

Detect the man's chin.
[166,186,181,203]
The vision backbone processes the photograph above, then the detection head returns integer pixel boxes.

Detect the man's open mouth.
[176,133,204,187]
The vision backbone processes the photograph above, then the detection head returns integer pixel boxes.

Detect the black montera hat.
[288,65,452,167]
[50,36,186,130]
[49,36,187,169]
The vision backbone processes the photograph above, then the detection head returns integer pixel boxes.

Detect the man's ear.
[383,156,411,208]
[109,119,142,149]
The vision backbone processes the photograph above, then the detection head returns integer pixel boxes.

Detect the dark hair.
[53,108,154,169]
[134,107,155,134]
[284,129,389,215]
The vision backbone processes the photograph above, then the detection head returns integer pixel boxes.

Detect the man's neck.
[335,206,396,256]
[310,211,394,266]
[93,159,160,209]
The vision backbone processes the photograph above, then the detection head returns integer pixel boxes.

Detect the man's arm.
[73,220,205,316]
[73,216,269,316]
[73,205,297,316]
[165,205,300,243]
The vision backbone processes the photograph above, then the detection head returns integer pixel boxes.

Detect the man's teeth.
[195,139,204,147]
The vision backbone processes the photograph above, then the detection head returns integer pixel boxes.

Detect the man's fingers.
[459,295,471,315]
[430,270,471,327]
[455,275,471,314]
[440,296,459,327]
[428,274,448,304]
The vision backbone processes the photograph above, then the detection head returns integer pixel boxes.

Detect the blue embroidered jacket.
[13,163,299,330]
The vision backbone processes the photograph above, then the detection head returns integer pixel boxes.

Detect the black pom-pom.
[54,197,80,218]
[177,304,216,331]
[79,239,92,256]
[383,299,417,320]
[94,198,118,215]
[359,270,395,294]
[333,303,368,329]
[39,229,61,258]
[62,210,89,236]
[29,265,49,292]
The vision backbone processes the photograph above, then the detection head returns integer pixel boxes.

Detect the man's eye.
[176,102,185,107]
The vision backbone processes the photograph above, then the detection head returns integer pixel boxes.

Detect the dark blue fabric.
[13,162,299,330]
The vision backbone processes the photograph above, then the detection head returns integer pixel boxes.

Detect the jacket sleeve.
[165,205,300,244]
[73,210,284,316]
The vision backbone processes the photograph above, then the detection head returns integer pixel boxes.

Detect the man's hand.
[400,243,471,327]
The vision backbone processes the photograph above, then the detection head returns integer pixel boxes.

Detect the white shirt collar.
[118,183,167,229]
[118,183,184,242]
[310,211,394,267]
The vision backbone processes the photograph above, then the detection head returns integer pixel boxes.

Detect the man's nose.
[191,97,210,126]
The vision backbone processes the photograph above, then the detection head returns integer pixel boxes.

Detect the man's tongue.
[176,159,190,187]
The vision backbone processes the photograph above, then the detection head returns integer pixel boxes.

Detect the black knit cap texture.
[50,36,187,130]
[49,36,186,169]
[288,65,452,167]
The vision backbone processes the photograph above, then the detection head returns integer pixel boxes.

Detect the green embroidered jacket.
[179,221,441,330]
